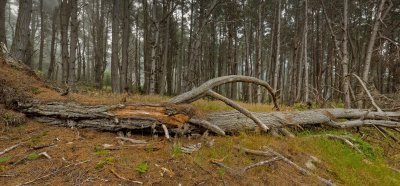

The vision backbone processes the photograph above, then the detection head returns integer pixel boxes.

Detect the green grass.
[135,162,149,173]
[192,131,399,185]
[0,156,11,163]
[298,136,399,185]
[26,152,39,161]
[95,156,114,170]
[94,145,109,155]
[171,143,182,158]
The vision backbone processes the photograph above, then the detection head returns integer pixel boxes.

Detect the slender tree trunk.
[358,0,390,107]
[111,0,120,92]
[342,0,351,108]
[47,7,58,80]
[120,0,130,93]
[60,0,71,84]
[149,0,159,95]
[10,0,32,63]
[256,2,263,103]
[68,0,78,88]
[38,0,45,72]
[0,0,7,46]
[304,0,309,103]
[273,0,281,92]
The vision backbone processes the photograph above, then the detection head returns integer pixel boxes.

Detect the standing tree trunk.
[120,0,130,93]
[38,0,45,72]
[304,0,309,103]
[342,0,351,108]
[60,0,71,84]
[10,0,32,63]
[47,7,58,80]
[68,0,78,88]
[359,0,391,107]
[111,0,120,93]
[93,0,106,89]
[273,0,281,93]
[0,0,7,46]
[256,2,263,103]
[149,0,159,95]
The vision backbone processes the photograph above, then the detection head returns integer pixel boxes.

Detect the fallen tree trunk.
[11,100,400,134]
[207,109,400,133]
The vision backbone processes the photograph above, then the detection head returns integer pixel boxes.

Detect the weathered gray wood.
[169,75,280,110]
[207,109,400,133]
[206,90,269,132]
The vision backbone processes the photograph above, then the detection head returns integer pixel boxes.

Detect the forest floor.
[1,56,400,185]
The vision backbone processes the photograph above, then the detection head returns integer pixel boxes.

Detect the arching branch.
[169,75,280,110]
[206,90,270,132]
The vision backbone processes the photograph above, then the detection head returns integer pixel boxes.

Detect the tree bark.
[0,0,7,46]
[60,0,71,84]
[10,0,32,63]
[342,0,351,108]
[111,0,120,93]
[68,0,78,87]
[120,0,130,93]
[38,0,45,72]
[47,7,58,80]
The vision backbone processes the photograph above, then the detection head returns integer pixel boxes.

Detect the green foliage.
[0,156,11,163]
[135,162,149,173]
[171,143,182,158]
[26,152,39,161]
[94,145,109,155]
[31,87,41,95]
[95,156,114,170]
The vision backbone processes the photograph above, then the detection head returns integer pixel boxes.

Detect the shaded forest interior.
[0,0,399,107]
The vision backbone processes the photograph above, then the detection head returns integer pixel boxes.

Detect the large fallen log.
[10,99,400,134]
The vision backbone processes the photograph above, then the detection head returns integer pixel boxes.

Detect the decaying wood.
[9,100,400,135]
[207,109,400,133]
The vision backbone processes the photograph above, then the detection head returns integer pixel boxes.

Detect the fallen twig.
[181,143,202,154]
[161,124,171,140]
[110,169,143,184]
[242,156,281,172]
[0,143,21,156]
[31,143,56,150]
[116,136,147,144]
[38,152,52,159]
[321,134,362,153]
